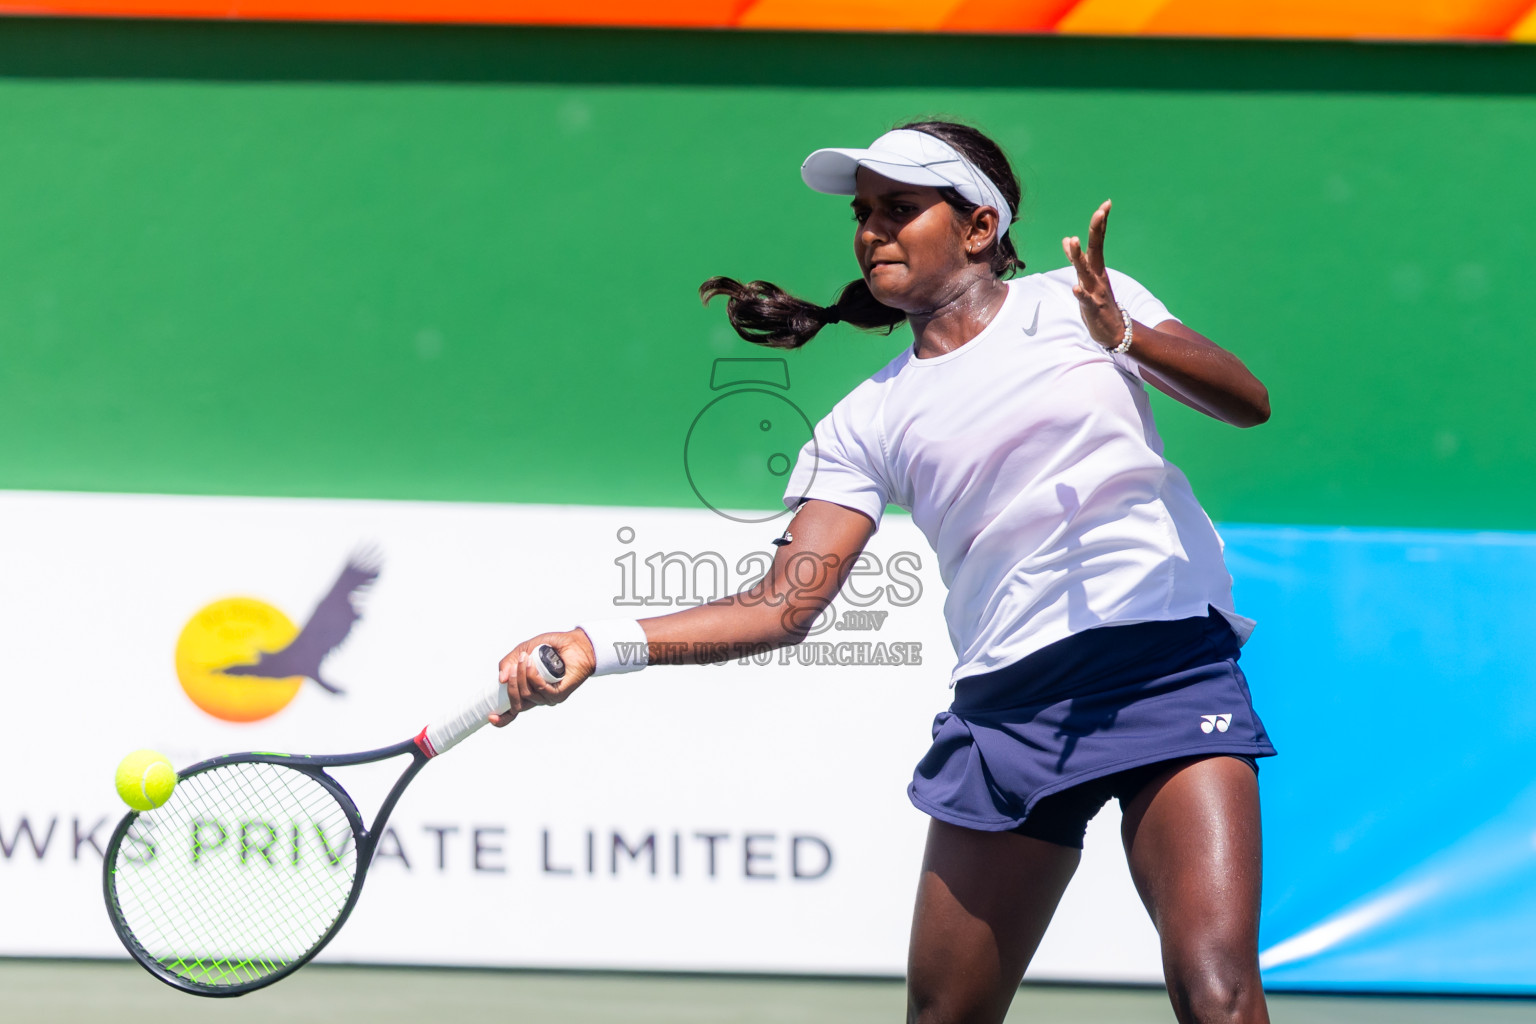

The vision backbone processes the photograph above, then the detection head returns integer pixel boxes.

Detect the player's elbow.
[774,601,833,647]
[1243,387,1271,427]
[1227,383,1270,428]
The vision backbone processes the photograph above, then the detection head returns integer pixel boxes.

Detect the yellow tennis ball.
[115,750,177,812]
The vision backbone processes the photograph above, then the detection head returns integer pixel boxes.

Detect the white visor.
[800,128,1012,239]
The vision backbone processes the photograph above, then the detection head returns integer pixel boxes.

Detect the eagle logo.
[174,550,380,723]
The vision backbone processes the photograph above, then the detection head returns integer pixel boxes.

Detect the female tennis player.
[496,120,1274,1024]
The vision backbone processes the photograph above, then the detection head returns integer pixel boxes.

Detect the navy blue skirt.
[909,609,1276,832]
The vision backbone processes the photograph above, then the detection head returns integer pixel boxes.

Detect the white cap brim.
[800,147,953,195]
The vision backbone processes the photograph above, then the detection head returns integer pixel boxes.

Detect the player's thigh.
[907,818,1080,1024]
[1119,756,1262,933]
[1119,756,1267,1018]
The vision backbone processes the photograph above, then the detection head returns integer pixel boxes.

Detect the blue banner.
[1229,525,1536,991]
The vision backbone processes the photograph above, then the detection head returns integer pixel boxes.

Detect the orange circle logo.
[174,598,303,723]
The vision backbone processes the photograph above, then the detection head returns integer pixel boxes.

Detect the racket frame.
[102,736,429,998]
[104,649,560,997]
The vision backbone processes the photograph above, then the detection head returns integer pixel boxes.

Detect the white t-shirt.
[782,267,1255,686]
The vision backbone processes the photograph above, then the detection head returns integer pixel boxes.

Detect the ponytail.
[699,276,904,351]
[703,119,1021,350]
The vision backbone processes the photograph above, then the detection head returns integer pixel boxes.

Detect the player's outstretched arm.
[1064,199,1271,428]
[490,498,877,725]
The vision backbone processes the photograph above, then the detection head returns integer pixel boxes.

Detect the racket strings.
[123,772,331,973]
[124,765,355,985]
[115,770,348,986]
[110,762,359,989]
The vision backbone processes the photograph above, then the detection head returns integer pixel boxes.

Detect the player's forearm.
[631,590,822,666]
[580,500,874,672]
[1123,320,1271,428]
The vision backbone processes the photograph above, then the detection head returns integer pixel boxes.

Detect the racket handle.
[420,644,566,758]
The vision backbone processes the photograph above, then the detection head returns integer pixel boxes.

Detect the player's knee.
[906,982,1007,1024]
[1166,956,1258,1023]
[906,982,948,1024]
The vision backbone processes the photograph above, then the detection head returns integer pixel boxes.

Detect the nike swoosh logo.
[1021,301,1041,337]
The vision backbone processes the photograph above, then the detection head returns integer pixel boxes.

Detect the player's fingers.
[510,653,537,712]
[549,640,594,704]
[1064,237,1087,283]
[1087,201,1109,247]
[1071,236,1096,279]
[1088,201,1110,271]
[498,646,527,685]
[501,655,528,716]
[526,649,564,704]
[489,705,518,728]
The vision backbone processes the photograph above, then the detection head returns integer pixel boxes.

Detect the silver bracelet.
[1111,304,1134,355]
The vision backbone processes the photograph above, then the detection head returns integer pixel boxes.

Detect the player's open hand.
[1062,199,1127,349]
[490,629,597,726]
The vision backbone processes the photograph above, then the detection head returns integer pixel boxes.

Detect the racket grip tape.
[419,644,566,757]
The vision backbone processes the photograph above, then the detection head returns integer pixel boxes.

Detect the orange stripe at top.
[1053,0,1169,34]
[1141,0,1536,40]
[6,0,1536,37]
[735,0,968,32]
[1513,1,1536,39]
[939,0,1078,33]
[0,0,749,26]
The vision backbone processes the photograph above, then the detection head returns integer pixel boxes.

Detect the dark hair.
[701,119,1023,351]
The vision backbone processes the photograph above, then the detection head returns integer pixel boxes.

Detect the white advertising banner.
[0,490,1160,981]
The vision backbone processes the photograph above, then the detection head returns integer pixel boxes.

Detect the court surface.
[6,960,1535,1023]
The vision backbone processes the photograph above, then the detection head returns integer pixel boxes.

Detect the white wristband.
[578,619,650,675]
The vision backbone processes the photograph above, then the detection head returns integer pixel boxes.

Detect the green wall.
[1,19,1534,529]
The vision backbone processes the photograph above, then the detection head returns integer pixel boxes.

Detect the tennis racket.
[102,644,567,998]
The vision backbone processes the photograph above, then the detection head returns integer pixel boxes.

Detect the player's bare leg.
[1121,756,1270,1024]
[906,819,1080,1024]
